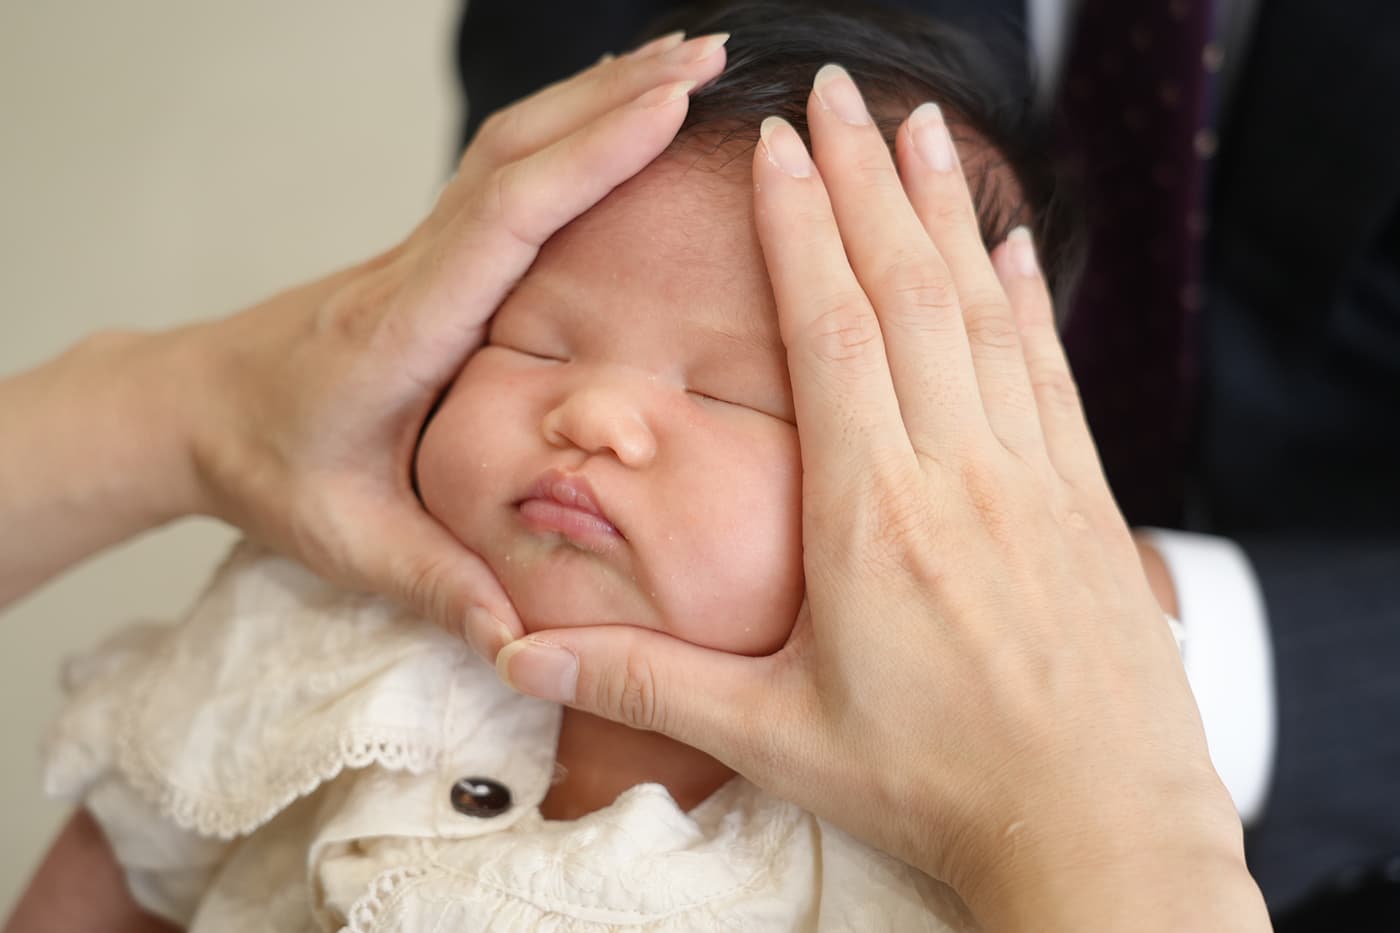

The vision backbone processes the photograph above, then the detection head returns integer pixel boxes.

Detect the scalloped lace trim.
[116,723,442,839]
[340,865,429,933]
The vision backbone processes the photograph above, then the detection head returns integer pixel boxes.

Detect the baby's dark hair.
[643,0,1082,297]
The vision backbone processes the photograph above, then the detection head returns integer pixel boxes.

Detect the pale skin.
[4,42,1251,933]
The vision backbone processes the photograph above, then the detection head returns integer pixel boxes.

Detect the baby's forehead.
[520,131,1025,340]
[522,155,776,339]
[548,155,759,272]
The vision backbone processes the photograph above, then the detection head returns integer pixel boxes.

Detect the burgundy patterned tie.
[1059,0,1221,527]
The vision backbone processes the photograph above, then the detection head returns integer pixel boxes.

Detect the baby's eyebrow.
[696,318,781,357]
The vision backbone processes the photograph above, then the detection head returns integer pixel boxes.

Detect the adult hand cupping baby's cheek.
[182,34,728,650]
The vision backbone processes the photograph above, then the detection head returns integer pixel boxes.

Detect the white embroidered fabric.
[43,543,974,932]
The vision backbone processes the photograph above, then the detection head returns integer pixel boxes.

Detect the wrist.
[956,782,1266,931]
[1133,532,1180,618]
[972,837,1265,931]
[69,327,210,525]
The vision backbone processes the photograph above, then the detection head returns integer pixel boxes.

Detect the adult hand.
[0,31,729,647]
[494,66,1267,929]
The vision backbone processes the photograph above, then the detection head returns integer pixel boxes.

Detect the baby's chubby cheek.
[414,361,543,592]
[669,545,804,656]
[659,446,805,656]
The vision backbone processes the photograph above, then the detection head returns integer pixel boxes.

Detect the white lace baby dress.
[43,543,976,932]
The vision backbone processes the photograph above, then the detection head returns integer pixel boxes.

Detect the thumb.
[348,496,524,659]
[495,624,768,757]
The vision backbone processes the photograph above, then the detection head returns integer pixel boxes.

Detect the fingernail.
[813,63,871,126]
[595,51,616,66]
[759,116,813,178]
[465,607,512,663]
[909,102,956,172]
[628,30,685,58]
[497,639,578,704]
[661,31,730,65]
[1008,226,1040,278]
[634,79,697,108]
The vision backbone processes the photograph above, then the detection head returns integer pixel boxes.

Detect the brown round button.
[450,777,512,817]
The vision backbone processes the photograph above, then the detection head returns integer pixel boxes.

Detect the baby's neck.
[539,707,735,821]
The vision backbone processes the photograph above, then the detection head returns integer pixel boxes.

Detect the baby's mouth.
[517,469,624,551]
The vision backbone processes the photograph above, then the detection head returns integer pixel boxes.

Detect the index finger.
[459,32,729,180]
[752,116,912,492]
[430,33,729,232]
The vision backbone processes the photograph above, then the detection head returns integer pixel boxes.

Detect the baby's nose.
[540,384,657,468]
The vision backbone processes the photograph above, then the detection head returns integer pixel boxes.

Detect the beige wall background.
[0,1,461,913]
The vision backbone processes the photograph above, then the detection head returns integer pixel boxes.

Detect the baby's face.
[417,156,802,655]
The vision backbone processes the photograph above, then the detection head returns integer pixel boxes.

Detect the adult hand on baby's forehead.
[493,66,1269,931]
[183,34,728,645]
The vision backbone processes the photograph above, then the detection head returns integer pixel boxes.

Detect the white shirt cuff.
[1141,529,1276,824]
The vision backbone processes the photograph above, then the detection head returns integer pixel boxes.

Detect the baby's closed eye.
[487,318,569,363]
[497,342,567,363]
[686,386,794,425]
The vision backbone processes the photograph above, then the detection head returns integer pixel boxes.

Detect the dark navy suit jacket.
[1199,0,1400,919]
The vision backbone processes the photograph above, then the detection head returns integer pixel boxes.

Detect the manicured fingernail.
[1008,226,1040,278]
[595,52,616,66]
[909,102,956,172]
[661,31,730,65]
[628,30,685,58]
[634,79,697,108]
[759,116,813,178]
[497,639,578,703]
[465,607,512,663]
[813,63,871,126]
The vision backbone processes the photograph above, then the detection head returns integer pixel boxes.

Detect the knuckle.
[802,294,881,364]
[323,266,405,349]
[1016,315,1060,353]
[487,162,557,249]
[985,381,1042,433]
[1030,366,1083,412]
[926,192,972,229]
[315,287,371,344]
[881,255,958,312]
[616,649,664,732]
[963,304,1022,353]
[841,465,949,589]
[590,642,666,733]
[957,458,1019,544]
[850,151,901,190]
[814,450,924,557]
[869,476,930,547]
[604,55,648,96]
[474,106,523,165]
[397,553,455,628]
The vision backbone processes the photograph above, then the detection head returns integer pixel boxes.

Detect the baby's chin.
[476,532,796,653]
[490,547,662,636]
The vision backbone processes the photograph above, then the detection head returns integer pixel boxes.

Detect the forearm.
[0,328,206,609]
[4,809,181,933]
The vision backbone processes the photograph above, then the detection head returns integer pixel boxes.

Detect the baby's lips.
[518,468,626,549]
[523,469,610,521]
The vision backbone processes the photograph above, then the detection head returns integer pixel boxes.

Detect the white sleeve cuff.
[1141,529,1276,824]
